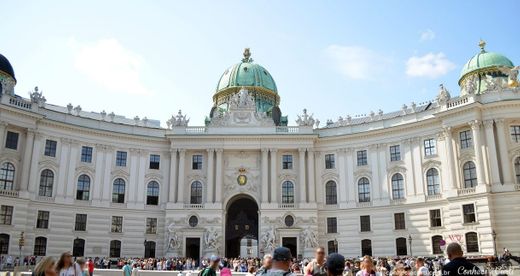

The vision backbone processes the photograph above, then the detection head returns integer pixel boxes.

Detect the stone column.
[215,149,223,204]
[298,148,307,204]
[270,148,278,204]
[128,148,139,203]
[469,120,486,186]
[307,149,316,203]
[378,144,388,199]
[369,145,380,200]
[0,122,7,153]
[93,144,106,202]
[136,150,147,204]
[206,148,215,204]
[495,119,513,184]
[337,149,347,204]
[261,148,269,203]
[56,139,70,198]
[443,127,458,190]
[176,149,186,204]
[27,132,43,194]
[65,141,79,198]
[102,147,115,202]
[411,138,424,195]
[168,149,178,203]
[484,120,501,185]
[20,129,35,191]
[345,148,355,203]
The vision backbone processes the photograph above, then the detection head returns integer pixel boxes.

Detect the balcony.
[356,201,372,208]
[425,194,443,201]
[278,203,295,209]
[390,198,406,205]
[183,203,204,209]
[35,195,55,202]
[0,189,19,198]
[458,187,476,196]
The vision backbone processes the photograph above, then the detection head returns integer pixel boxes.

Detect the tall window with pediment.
[426,168,440,195]
[358,177,370,202]
[514,157,520,184]
[391,173,404,199]
[190,181,203,204]
[325,181,337,205]
[463,161,477,188]
[147,181,160,205]
[282,181,294,204]
[76,174,90,200]
[0,162,15,190]
[38,169,54,197]
[112,178,126,203]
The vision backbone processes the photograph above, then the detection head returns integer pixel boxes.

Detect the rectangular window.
[429,209,442,227]
[44,139,57,157]
[5,131,19,150]
[424,138,437,156]
[0,205,13,225]
[325,154,335,169]
[149,154,160,170]
[462,204,476,224]
[146,218,157,234]
[394,212,406,230]
[81,146,93,163]
[390,145,401,161]
[111,216,123,233]
[327,217,337,233]
[460,130,473,149]
[74,214,87,231]
[282,155,293,170]
[510,126,520,143]
[357,150,368,166]
[116,151,127,167]
[360,215,371,232]
[36,210,50,229]
[192,155,203,170]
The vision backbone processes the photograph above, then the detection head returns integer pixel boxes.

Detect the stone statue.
[463,76,477,95]
[484,75,500,92]
[167,224,180,250]
[436,83,451,105]
[29,86,46,106]
[260,226,276,253]
[204,228,220,250]
[229,88,255,109]
[498,66,520,88]
[301,228,319,249]
[167,110,189,128]
[295,109,315,127]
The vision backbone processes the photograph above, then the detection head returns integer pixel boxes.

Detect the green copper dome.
[216,51,277,94]
[459,40,514,84]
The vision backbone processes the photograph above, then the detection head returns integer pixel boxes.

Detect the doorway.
[144,241,156,258]
[186,238,200,263]
[282,237,297,258]
[226,195,259,257]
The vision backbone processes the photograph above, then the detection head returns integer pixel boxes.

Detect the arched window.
[72,238,85,257]
[281,181,294,204]
[147,181,160,205]
[112,178,125,203]
[395,237,407,256]
[358,177,370,202]
[465,232,479,253]
[327,240,338,254]
[0,162,15,190]
[361,239,372,256]
[76,174,90,201]
[34,237,47,256]
[0,234,9,254]
[426,168,440,195]
[109,240,121,258]
[463,161,477,188]
[514,157,520,184]
[190,181,203,204]
[38,169,54,197]
[144,241,156,258]
[432,235,443,254]
[325,181,337,205]
[391,173,405,199]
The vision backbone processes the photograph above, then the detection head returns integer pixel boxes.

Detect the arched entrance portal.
[226,195,259,258]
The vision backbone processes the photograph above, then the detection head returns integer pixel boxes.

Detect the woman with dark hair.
[56,252,82,276]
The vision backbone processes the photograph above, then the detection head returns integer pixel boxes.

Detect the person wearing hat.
[200,255,220,276]
[325,253,345,276]
[265,247,294,276]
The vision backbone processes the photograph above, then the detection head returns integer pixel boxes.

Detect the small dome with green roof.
[459,40,514,95]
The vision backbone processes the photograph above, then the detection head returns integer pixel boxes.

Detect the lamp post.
[408,234,413,257]
[491,230,497,258]
[18,231,24,267]
[144,239,147,258]
[333,238,338,253]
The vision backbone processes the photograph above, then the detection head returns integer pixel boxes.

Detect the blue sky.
[2,0,519,126]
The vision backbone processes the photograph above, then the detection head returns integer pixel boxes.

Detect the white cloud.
[420,29,435,41]
[405,52,456,78]
[68,38,153,96]
[325,45,391,80]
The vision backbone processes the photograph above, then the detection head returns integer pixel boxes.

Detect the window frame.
[459,130,473,149]
[515,157,520,184]
[465,232,479,253]
[431,235,443,254]
[325,154,335,169]
[190,181,203,204]
[149,154,160,170]
[115,151,127,167]
[357,177,371,202]
[5,131,19,150]
[0,162,15,190]
[424,138,437,156]
[360,215,371,232]
[281,181,295,204]
[0,205,13,225]
[146,217,158,234]
[356,150,368,166]
[111,216,123,233]
[44,139,57,157]
[282,155,293,170]
[33,237,47,256]
[109,240,121,258]
[38,169,54,197]
[325,180,337,205]
[74,214,87,231]
[361,239,372,257]
[326,217,337,234]
[80,146,93,163]
[192,154,203,170]
[112,178,126,203]
[391,173,405,199]
[394,212,406,230]
[426,168,441,195]
[462,203,476,224]
[429,209,442,228]
[76,174,91,201]
[511,125,520,143]
[36,210,50,229]
[390,145,401,162]
[395,237,408,256]
[463,161,478,188]
[146,181,160,205]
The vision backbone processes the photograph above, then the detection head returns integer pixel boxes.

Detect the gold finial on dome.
[479,39,486,52]
[242,48,252,63]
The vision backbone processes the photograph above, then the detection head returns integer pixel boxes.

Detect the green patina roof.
[459,41,513,82]
[216,58,277,94]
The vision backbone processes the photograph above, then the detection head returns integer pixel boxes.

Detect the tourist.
[442,243,484,276]
[33,256,57,276]
[265,247,294,276]
[343,261,353,276]
[304,247,327,276]
[256,254,273,275]
[355,256,375,276]
[86,258,94,276]
[56,252,82,276]
[75,258,88,276]
[201,255,220,276]
[325,253,345,276]
[247,266,257,276]
[122,261,132,276]
[415,257,429,276]
[220,260,232,276]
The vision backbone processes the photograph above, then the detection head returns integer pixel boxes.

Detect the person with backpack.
[265,247,294,276]
[200,255,220,276]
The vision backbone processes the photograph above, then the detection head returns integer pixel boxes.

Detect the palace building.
[0,42,519,260]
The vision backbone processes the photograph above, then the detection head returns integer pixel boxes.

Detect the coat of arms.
[237,167,247,185]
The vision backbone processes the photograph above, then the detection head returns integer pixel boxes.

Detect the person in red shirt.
[87,258,95,276]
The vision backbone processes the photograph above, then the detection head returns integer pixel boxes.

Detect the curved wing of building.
[0,42,519,259]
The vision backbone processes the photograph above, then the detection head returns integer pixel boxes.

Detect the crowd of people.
[0,242,514,276]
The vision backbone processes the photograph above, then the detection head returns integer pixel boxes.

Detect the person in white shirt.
[415,258,429,276]
[56,252,82,276]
